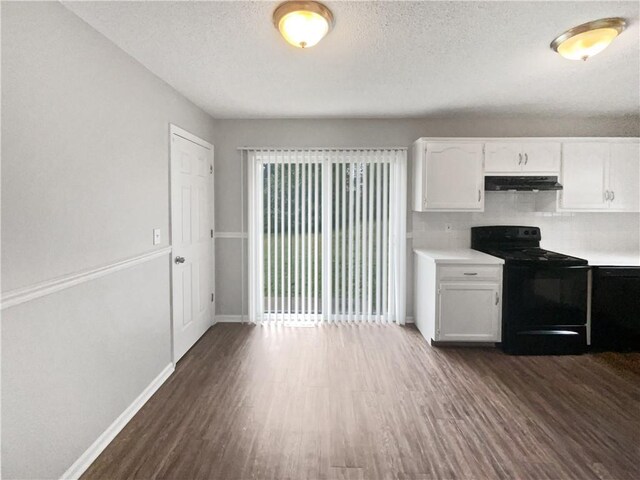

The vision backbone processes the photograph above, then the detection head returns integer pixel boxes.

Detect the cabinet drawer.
[438,265,501,281]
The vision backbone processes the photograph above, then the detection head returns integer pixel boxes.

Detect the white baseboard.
[214,314,245,323]
[60,363,174,480]
[214,315,414,324]
[214,232,247,239]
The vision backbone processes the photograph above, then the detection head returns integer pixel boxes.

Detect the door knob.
[175,256,186,264]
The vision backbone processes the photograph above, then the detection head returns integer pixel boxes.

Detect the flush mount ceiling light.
[273,1,334,48]
[550,17,626,61]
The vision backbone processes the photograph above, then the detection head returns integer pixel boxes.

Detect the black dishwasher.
[591,267,640,351]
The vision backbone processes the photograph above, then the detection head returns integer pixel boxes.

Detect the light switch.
[153,228,161,245]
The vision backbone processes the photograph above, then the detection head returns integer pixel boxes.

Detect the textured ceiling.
[63,1,640,119]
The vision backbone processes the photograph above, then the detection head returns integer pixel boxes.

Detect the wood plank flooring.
[83,324,640,480]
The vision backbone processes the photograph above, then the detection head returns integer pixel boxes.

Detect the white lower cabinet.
[438,282,501,342]
[414,252,503,345]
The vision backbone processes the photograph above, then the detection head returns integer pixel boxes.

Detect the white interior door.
[170,126,214,363]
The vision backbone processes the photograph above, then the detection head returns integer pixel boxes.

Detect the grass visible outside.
[263,231,386,312]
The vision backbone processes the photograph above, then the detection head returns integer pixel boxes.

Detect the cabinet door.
[521,142,561,173]
[609,142,640,212]
[425,142,484,210]
[412,141,426,211]
[485,142,521,173]
[437,283,500,342]
[559,143,609,210]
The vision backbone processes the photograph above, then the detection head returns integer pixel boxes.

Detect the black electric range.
[472,226,589,355]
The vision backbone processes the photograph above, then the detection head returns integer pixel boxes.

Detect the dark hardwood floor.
[83,323,640,480]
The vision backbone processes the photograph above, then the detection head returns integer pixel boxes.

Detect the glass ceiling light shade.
[550,17,626,61]
[273,1,334,48]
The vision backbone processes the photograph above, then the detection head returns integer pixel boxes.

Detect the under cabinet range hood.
[485,176,563,192]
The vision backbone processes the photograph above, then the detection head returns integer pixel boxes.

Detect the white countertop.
[567,251,640,267]
[413,248,504,265]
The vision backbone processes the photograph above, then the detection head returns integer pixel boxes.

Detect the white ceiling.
[64,1,639,119]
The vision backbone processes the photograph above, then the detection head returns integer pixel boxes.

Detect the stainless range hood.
[485,176,563,192]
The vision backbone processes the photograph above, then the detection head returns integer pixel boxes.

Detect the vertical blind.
[247,148,406,324]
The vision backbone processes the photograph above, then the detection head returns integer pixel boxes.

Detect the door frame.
[169,124,215,364]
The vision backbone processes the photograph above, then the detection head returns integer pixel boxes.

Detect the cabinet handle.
[463,272,478,276]
[604,190,609,201]
[524,153,528,165]
[495,292,499,305]
[518,153,523,165]
[478,189,482,202]
[610,191,615,201]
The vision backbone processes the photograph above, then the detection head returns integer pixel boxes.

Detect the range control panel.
[471,226,542,247]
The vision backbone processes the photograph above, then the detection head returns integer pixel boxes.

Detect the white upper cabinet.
[485,141,560,174]
[609,142,640,212]
[413,140,483,211]
[559,141,639,212]
[412,137,638,214]
[520,142,561,173]
[559,142,609,210]
[485,142,521,173]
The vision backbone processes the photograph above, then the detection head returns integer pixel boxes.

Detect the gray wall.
[212,116,640,317]
[2,2,639,477]
[1,2,215,478]
[2,258,171,479]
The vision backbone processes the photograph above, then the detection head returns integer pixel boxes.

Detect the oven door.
[502,265,589,355]
[503,265,589,328]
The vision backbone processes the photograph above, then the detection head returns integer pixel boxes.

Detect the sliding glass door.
[247,149,406,324]
[262,153,322,321]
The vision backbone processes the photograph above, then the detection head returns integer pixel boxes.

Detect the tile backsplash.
[412,191,640,255]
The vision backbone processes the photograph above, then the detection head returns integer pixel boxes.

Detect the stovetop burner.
[471,226,588,266]
[484,247,585,264]
[522,248,574,260]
